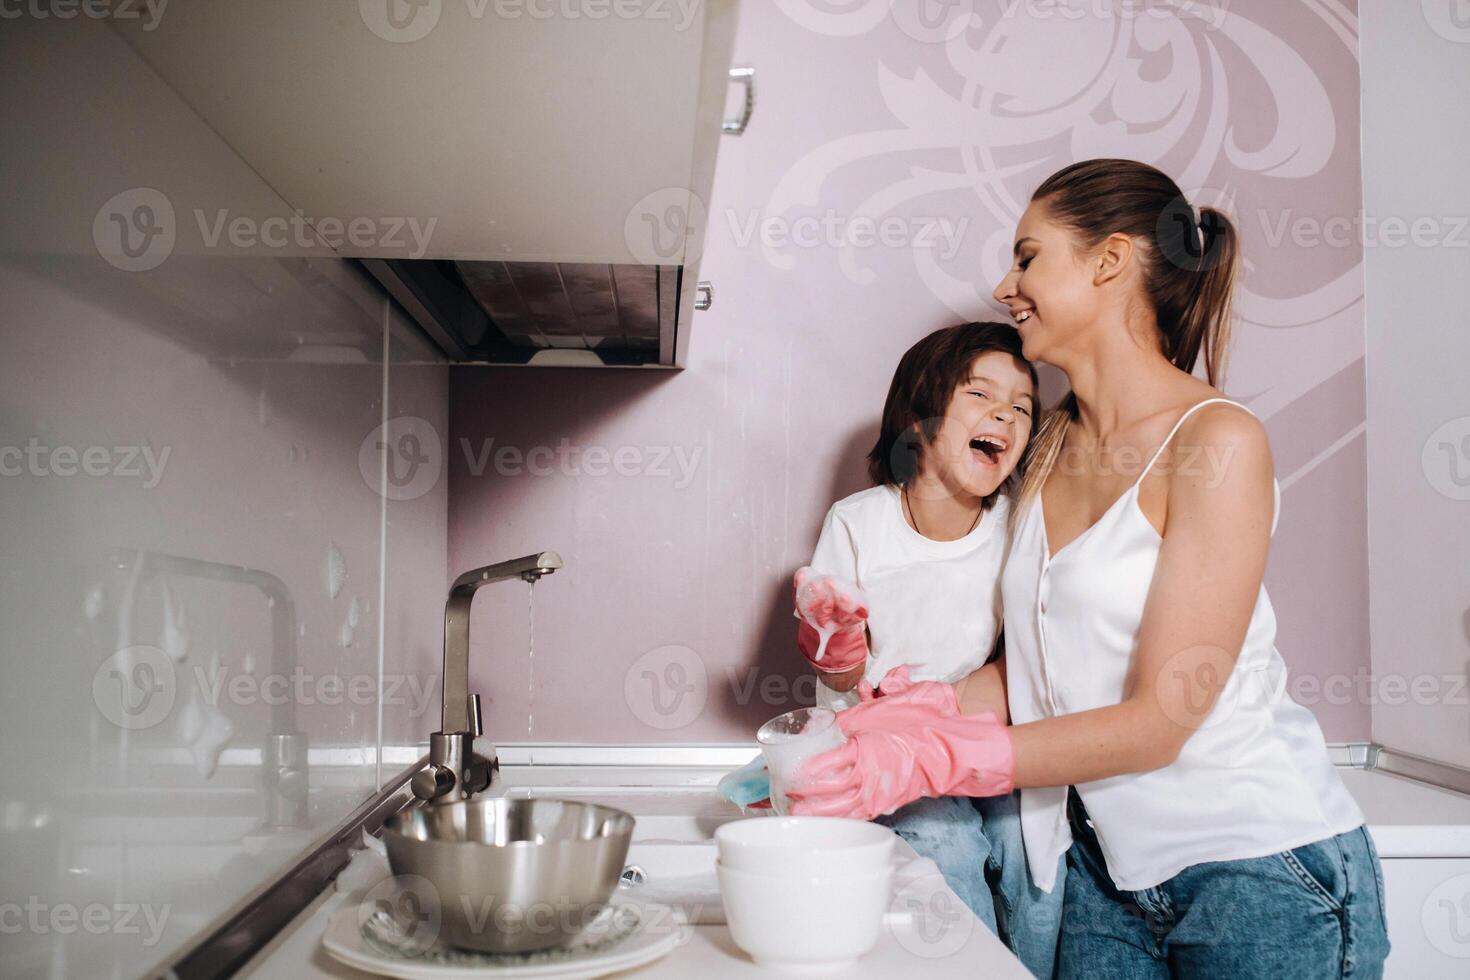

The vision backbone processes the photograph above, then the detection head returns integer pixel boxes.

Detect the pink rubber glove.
[792,566,870,674]
[785,668,1015,820]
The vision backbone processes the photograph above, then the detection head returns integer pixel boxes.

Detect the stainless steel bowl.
[381,797,635,953]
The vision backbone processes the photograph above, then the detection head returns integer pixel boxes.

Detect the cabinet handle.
[723,66,755,136]
[695,281,714,311]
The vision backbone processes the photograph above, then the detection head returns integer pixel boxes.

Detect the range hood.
[105,0,744,370]
[362,259,707,368]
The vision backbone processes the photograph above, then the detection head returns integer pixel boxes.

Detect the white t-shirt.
[805,485,1010,710]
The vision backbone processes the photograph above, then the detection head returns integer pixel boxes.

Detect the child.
[793,321,1064,978]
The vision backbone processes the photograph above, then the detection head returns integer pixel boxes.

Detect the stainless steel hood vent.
[361,258,684,367]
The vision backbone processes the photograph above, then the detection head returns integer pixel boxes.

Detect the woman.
[788,159,1389,979]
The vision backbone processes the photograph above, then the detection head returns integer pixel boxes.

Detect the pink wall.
[450,1,1371,742]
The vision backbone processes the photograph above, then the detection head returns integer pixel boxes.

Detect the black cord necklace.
[903,485,982,540]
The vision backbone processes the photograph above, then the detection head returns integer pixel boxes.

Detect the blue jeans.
[878,792,1066,978]
[1059,789,1390,979]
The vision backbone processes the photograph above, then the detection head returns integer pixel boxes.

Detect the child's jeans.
[877,791,1066,979]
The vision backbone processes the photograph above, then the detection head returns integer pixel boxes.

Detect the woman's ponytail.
[1008,161,1242,521]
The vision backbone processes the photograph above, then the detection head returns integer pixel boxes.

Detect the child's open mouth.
[970,435,1008,466]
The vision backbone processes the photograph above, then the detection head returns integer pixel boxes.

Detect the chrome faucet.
[108,549,309,828]
[411,551,563,804]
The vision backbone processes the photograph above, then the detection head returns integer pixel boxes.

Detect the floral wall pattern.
[450,0,1378,742]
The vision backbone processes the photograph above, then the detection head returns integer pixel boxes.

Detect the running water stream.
[525,580,535,798]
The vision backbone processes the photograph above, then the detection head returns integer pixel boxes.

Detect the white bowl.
[715,816,896,877]
[717,861,892,970]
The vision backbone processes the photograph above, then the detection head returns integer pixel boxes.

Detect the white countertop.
[239,764,1031,979]
[238,761,1470,979]
[1336,767,1470,858]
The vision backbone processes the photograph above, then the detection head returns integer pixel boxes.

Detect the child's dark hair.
[866,322,1038,505]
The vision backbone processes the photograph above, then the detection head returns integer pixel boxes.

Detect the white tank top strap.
[1136,397,1251,485]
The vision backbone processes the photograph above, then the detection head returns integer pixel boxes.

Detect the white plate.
[321,897,687,980]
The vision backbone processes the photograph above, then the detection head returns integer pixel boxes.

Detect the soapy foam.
[812,621,836,663]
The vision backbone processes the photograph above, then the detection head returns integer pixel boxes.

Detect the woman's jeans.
[878,791,1066,979]
[1059,788,1390,979]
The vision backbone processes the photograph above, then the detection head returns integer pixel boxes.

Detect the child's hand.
[793,567,869,631]
[792,567,870,673]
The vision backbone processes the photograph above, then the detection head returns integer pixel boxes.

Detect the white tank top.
[1002,398,1363,892]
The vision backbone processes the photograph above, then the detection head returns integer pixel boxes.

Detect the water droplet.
[82,584,104,621]
[161,581,190,663]
[324,542,346,599]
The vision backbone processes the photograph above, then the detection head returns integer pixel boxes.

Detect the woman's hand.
[786,667,1015,820]
[792,567,870,673]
